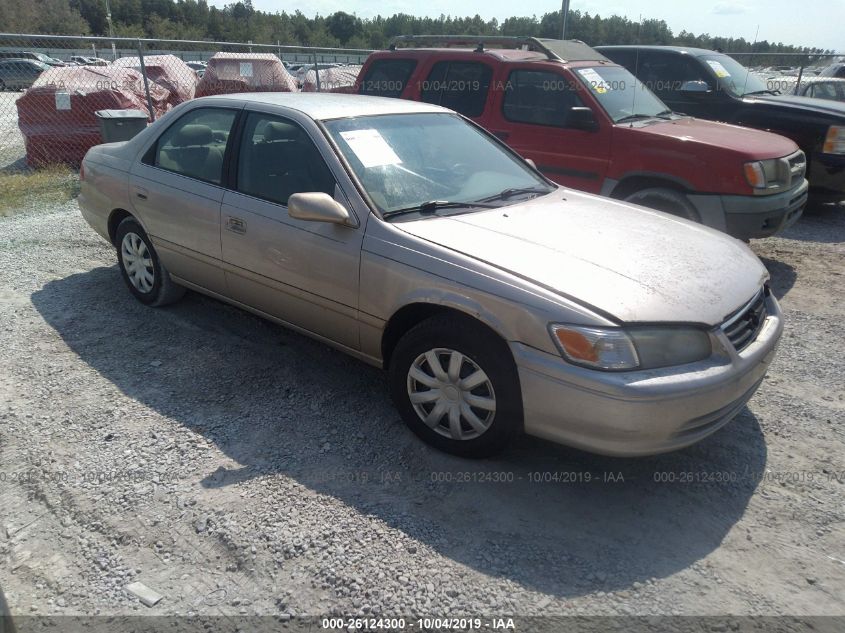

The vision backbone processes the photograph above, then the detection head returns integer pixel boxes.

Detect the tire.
[0,79,5,92]
[624,187,701,222]
[115,217,185,307]
[389,314,523,458]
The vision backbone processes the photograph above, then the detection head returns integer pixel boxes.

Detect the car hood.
[630,116,798,158]
[750,93,845,118]
[397,190,767,326]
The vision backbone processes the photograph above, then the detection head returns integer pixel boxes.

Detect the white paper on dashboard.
[339,129,402,168]
[577,68,611,93]
[706,60,731,78]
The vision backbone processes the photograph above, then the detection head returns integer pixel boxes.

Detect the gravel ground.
[0,201,844,628]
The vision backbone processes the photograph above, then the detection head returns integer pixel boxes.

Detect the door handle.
[133,186,148,200]
[226,216,246,235]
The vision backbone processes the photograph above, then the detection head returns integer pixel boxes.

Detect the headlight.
[823,125,845,155]
[549,324,712,371]
[744,158,784,190]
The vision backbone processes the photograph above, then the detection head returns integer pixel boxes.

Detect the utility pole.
[561,0,570,40]
[105,0,116,60]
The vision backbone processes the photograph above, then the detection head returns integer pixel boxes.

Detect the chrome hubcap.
[407,348,496,441]
[121,232,154,293]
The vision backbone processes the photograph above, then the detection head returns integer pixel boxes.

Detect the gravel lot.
[0,200,844,628]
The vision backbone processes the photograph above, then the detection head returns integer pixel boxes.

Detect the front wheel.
[389,314,523,458]
[115,217,185,307]
[624,187,701,222]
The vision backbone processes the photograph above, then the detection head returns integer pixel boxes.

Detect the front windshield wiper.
[616,110,674,124]
[383,199,497,219]
[743,89,781,96]
[478,186,552,202]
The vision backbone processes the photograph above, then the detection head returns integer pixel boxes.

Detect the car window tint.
[420,61,492,117]
[154,108,236,184]
[359,59,417,97]
[503,70,585,127]
[236,112,335,206]
[636,52,711,95]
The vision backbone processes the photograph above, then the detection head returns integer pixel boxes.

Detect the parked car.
[112,54,199,107]
[818,62,845,79]
[195,52,298,96]
[70,55,109,66]
[0,51,66,66]
[0,59,50,90]
[765,76,845,104]
[78,93,783,458]
[17,66,167,166]
[353,36,807,240]
[185,61,207,71]
[598,45,845,206]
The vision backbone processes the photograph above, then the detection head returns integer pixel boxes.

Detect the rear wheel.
[389,314,523,458]
[115,217,185,307]
[624,187,701,222]
[0,79,5,91]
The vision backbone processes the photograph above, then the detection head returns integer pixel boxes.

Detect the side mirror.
[525,158,537,169]
[288,192,352,225]
[568,106,599,132]
[680,80,712,94]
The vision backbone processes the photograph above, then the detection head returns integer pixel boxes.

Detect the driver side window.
[236,112,336,207]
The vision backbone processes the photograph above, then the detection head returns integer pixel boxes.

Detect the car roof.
[597,45,724,57]
[201,92,449,120]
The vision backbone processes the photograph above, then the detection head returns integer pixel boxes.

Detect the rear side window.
[503,70,585,127]
[359,59,417,98]
[420,61,493,117]
[152,108,237,185]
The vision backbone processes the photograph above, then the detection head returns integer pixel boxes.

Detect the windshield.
[699,55,769,97]
[323,113,553,215]
[574,65,670,123]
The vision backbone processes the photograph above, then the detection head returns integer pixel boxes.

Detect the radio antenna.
[741,25,760,97]
[630,15,642,126]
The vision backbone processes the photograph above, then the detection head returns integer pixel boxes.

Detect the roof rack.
[387,35,606,64]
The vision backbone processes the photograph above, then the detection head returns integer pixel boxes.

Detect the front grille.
[785,150,807,188]
[721,288,768,352]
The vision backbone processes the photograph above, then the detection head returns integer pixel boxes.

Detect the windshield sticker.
[239,62,253,77]
[339,129,402,169]
[706,60,731,78]
[55,92,71,110]
[577,68,611,94]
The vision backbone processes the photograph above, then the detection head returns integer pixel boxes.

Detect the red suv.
[353,36,808,240]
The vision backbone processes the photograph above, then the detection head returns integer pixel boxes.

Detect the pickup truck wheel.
[115,217,185,307]
[389,315,523,458]
[624,187,701,222]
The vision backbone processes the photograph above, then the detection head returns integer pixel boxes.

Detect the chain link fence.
[1,33,843,174]
[0,33,371,172]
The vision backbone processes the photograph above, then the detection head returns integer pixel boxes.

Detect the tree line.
[0,0,835,63]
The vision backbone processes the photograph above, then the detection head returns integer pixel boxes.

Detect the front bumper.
[687,179,808,240]
[512,293,783,457]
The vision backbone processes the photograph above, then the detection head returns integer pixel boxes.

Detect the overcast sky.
[223,0,844,51]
